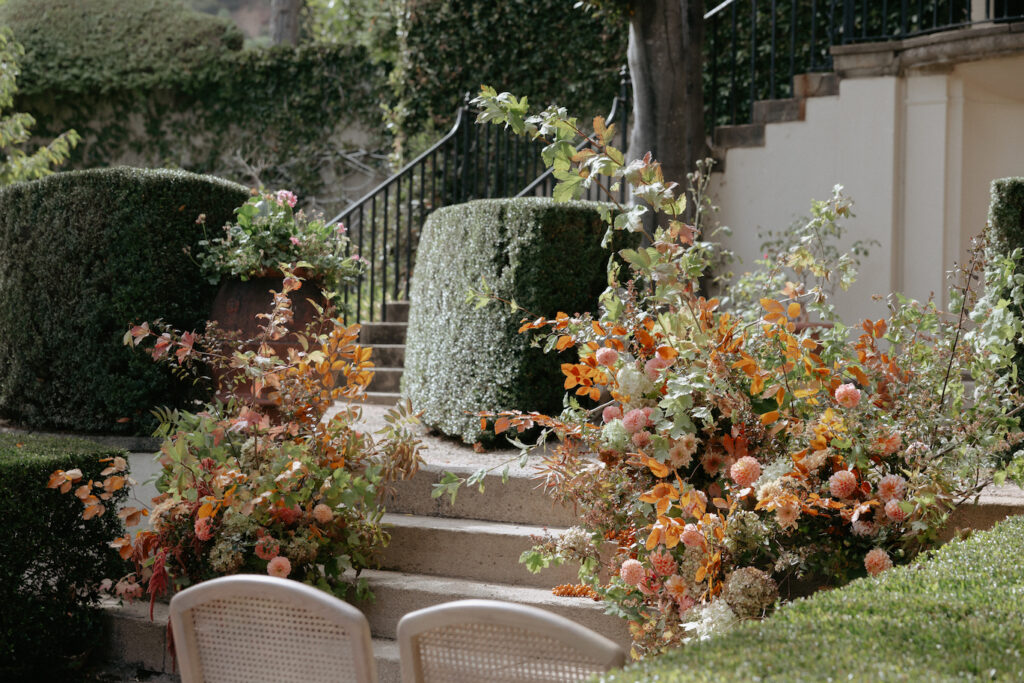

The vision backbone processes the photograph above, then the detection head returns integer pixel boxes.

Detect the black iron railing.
[704,0,1003,130]
[328,75,632,323]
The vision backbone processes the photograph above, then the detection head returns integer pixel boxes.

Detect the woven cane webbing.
[414,621,609,683]
[188,595,358,683]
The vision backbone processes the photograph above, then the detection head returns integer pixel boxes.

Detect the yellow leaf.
[787,302,802,318]
[761,410,780,425]
[645,527,661,550]
[646,457,669,478]
[759,298,784,315]
[197,502,214,519]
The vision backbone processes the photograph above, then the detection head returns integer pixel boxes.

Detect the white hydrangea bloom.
[616,365,654,401]
[684,598,738,640]
[754,456,793,489]
[601,419,629,450]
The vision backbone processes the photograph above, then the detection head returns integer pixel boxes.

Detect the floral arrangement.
[50,272,423,607]
[444,88,1024,657]
[196,189,363,292]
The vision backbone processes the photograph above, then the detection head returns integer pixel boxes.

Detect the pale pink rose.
[313,503,333,525]
[622,409,647,434]
[289,236,301,246]
[834,383,861,409]
[620,559,645,587]
[254,536,280,561]
[194,516,213,542]
[681,523,705,549]
[631,431,651,448]
[602,405,622,423]
[829,470,858,499]
[595,347,619,367]
[885,499,908,522]
[864,548,893,576]
[776,500,800,530]
[644,356,671,380]
[267,555,292,578]
[877,474,907,502]
[649,549,677,576]
[730,456,761,488]
[276,190,298,208]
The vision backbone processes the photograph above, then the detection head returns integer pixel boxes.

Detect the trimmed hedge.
[403,198,631,444]
[601,515,1024,682]
[0,167,248,433]
[0,433,129,679]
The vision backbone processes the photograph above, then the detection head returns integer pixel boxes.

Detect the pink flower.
[631,431,651,448]
[622,409,647,434]
[644,356,671,380]
[641,407,655,425]
[776,500,800,530]
[313,503,333,525]
[834,383,861,409]
[701,450,725,476]
[335,223,347,235]
[267,555,292,578]
[829,470,859,499]
[620,559,645,587]
[602,405,622,423]
[681,523,705,549]
[885,499,908,522]
[276,190,298,208]
[649,549,677,576]
[851,520,876,537]
[877,474,907,502]
[864,548,893,576]
[194,516,213,542]
[664,574,688,598]
[595,347,618,367]
[637,570,658,595]
[254,536,280,561]
[669,434,699,470]
[115,577,144,602]
[676,594,696,615]
[289,236,301,246]
[877,432,902,456]
[730,456,761,488]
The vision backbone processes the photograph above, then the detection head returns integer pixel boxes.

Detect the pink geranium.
[194,516,213,542]
[620,559,645,587]
[622,409,647,434]
[834,383,861,409]
[267,555,292,578]
[644,356,670,380]
[602,405,622,423]
[595,347,618,367]
[276,190,298,208]
[829,470,858,499]
[730,456,761,488]
[864,548,893,576]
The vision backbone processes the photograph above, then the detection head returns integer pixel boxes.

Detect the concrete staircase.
[100,413,624,682]
[360,301,409,406]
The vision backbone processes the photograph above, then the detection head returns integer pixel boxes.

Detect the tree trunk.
[627,0,707,195]
[270,0,303,46]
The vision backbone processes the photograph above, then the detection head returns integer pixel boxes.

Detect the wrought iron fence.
[328,75,632,323]
[704,0,979,130]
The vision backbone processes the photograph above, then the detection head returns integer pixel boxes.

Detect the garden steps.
[361,301,409,406]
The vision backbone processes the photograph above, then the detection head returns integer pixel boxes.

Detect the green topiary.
[0,433,129,679]
[0,167,248,433]
[601,514,1024,681]
[403,197,631,444]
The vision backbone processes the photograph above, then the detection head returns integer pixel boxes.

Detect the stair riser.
[380,519,578,588]
[360,322,407,345]
[365,391,403,406]
[370,344,406,367]
[357,573,630,648]
[370,368,403,393]
[101,601,173,675]
[383,302,410,324]
[385,464,580,528]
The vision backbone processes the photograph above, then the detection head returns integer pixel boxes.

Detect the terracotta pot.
[209,275,327,410]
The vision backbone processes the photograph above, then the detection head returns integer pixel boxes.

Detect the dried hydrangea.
[724,510,769,555]
[556,526,595,557]
[209,539,245,574]
[723,567,778,619]
[684,598,737,640]
[601,419,630,451]
[286,531,320,566]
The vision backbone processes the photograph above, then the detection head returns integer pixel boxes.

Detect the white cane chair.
[169,574,377,683]
[396,599,626,683]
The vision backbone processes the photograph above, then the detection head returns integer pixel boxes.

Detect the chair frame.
[396,599,626,683]
[169,574,377,683]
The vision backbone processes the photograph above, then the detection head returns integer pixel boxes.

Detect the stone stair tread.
[365,391,404,405]
[357,569,628,647]
[373,638,401,683]
[383,511,567,537]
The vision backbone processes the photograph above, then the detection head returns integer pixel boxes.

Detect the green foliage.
[397,0,626,139]
[0,28,80,185]
[403,197,632,444]
[1,0,385,215]
[0,167,248,434]
[601,514,1024,681]
[0,433,128,679]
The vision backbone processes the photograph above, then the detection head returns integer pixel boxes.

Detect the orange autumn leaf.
[787,302,802,318]
[494,416,511,434]
[556,335,575,351]
[760,410,780,425]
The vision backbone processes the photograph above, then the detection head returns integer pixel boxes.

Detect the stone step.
[380,513,577,588]
[375,638,401,683]
[384,459,579,528]
[383,301,410,324]
[369,343,405,368]
[360,322,407,345]
[365,390,403,406]
[355,569,630,649]
[752,97,805,124]
[791,71,839,99]
[370,367,403,393]
[714,122,766,149]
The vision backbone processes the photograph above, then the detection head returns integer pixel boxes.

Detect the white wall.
[711,52,1024,324]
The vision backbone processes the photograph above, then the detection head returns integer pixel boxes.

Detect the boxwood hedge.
[403,197,631,444]
[0,432,129,679]
[601,514,1024,682]
[0,167,248,433]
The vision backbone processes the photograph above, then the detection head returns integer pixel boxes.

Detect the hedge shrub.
[403,198,632,444]
[0,433,129,679]
[400,0,627,135]
[601,514,1024,681]
[0,167,248,433]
